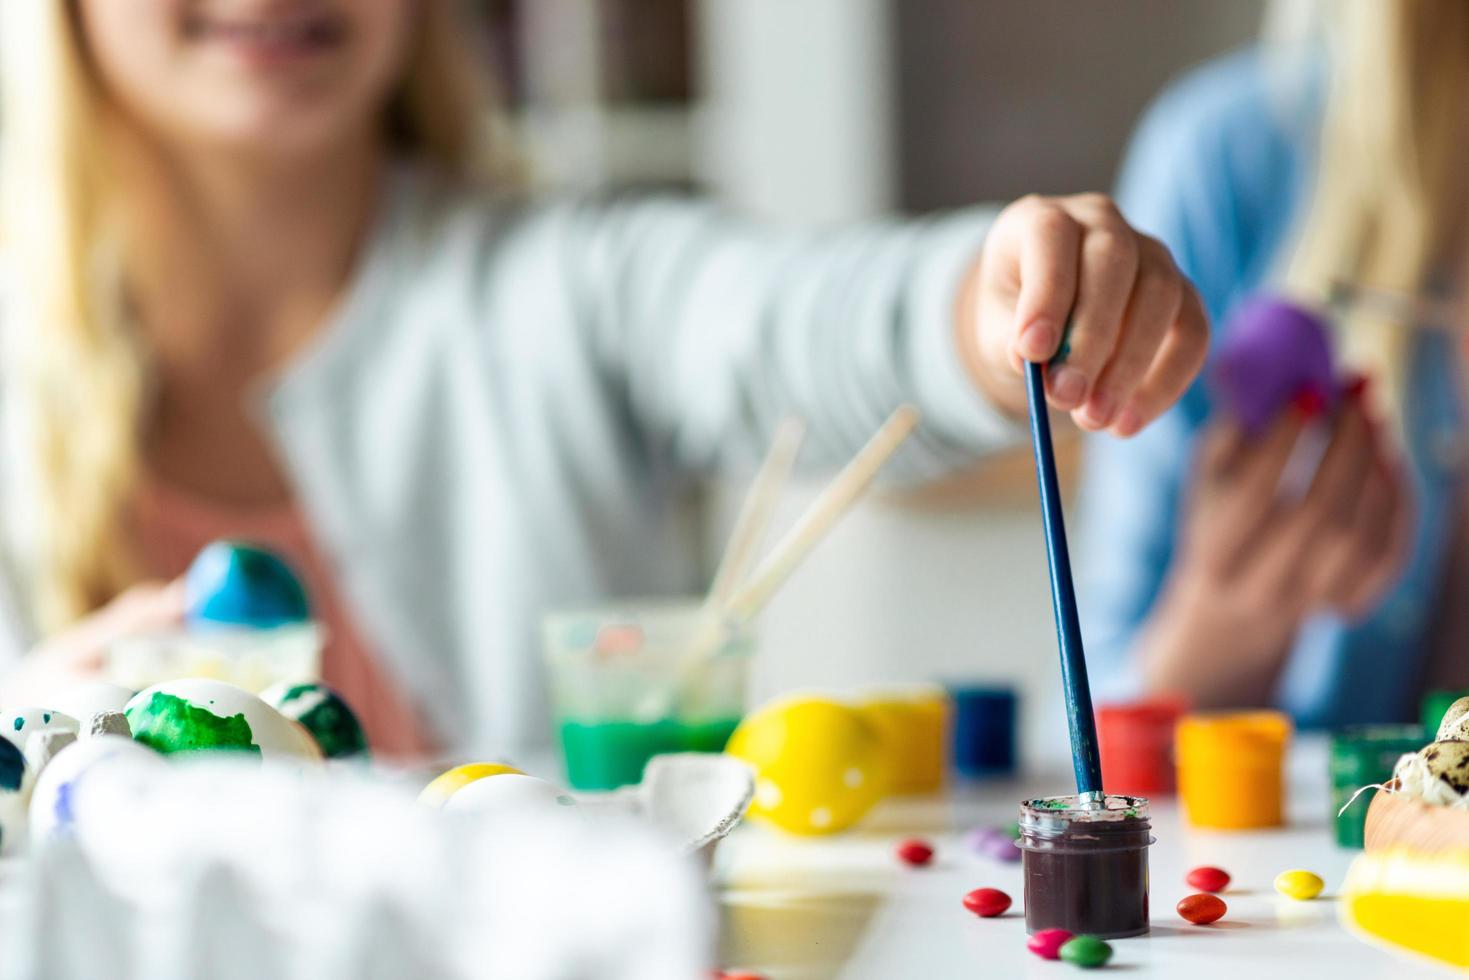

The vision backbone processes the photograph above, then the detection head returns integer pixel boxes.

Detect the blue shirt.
[1079,47,1465,727]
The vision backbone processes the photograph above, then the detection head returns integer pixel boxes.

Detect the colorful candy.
[962,887,1011,918]
[1275,869,1325,900]
[1026,928,1074,960]
[1028,934,1075,963]
[895,838,934,866]
[1185,866,1231,893]
[1058,935,1113,969]
[967,826,1020,862]
[1176,893,1227,924]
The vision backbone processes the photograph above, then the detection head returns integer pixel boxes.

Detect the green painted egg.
[262,682,369,759]
[124,680,320,761]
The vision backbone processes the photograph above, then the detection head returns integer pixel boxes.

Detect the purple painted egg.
[1212,295,1336,434]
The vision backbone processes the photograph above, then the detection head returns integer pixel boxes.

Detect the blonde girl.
[0,0,1204,756]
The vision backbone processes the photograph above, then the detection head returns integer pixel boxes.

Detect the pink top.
[132,479,437,761]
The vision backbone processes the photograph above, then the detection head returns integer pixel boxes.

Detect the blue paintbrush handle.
[1024,359,1104,798]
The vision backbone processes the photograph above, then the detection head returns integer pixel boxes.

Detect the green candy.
[1059,935,1112,969]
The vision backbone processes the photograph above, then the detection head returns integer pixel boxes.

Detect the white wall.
[707,485,1073,769]
[695,0,896,222]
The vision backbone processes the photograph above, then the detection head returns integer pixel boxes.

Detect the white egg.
[0,736,29,855]
[3,708,80,758]
[49,682,136,726]
[28,736,162,845]
[442,773,579,816]
[124,679,320,762]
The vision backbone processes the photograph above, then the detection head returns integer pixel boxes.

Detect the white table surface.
[713,736,1444,980]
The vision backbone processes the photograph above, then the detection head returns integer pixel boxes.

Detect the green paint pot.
[1329,725,1425,849]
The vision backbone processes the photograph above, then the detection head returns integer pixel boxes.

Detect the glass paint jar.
[1018,794,1153,939]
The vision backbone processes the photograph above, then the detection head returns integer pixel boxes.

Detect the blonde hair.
[0,1,505,632]
[1280,0,1469,409]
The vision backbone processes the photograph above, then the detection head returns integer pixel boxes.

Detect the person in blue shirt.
[1080,1,1469,727]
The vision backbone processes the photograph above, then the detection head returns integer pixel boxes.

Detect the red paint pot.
[1096,697,1188,797]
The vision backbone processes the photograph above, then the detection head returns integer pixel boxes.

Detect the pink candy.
[1027,928,1075,960]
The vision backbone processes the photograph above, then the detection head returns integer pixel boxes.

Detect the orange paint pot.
[1176,711,1292,830]
[1096,697,1188,797]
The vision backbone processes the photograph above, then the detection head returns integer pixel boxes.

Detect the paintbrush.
[1024,344,1104,803]
[704,417,807,612]
[724,404,920,623]
[661,407,918,719]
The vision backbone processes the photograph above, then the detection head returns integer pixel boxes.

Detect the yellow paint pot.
[1176,710,1291,829]
[857,686,949,795]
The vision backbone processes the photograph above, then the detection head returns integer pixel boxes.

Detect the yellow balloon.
[418,763,523,807]
[727,696,887,835]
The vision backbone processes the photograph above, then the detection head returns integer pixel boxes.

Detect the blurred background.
[476,0,1266,767]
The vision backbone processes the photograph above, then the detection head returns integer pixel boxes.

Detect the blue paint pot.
[947,685,1018,778]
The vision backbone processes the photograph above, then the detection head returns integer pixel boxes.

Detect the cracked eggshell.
[124,679,320,762]
[1437,698,1469,742]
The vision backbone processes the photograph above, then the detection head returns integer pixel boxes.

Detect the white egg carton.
[575,753,755,867]
[0,751,752,980]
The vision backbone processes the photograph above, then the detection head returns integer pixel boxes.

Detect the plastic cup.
[946,685,1017,778]
[542,601,752,791]
[1096,697,1188,797]
[1176,711,1291,829]
[1330,725,1425,848]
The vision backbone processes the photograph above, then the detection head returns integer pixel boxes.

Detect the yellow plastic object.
[1342,847,1469,969]
[1274,869,1325,900]
[857,687,948,795]
[1176,711,1291,829]
[726,696,888,835]
[418,763,523,807]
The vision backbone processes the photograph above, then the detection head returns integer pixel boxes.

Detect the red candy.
[1026,928,1075,960]
[1177,893,1227,925]
[962,887,1012,918]
[1185,866,1231,893]
[896,839,934,866]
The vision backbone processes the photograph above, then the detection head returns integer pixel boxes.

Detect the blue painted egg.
[185,540,310,629]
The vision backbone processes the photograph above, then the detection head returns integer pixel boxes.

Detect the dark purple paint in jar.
[1018,794,1153,939]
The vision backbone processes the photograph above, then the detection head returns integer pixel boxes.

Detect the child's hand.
[1138,388,1412,706]
[1,581,183,709]
[958,193,1209,437]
